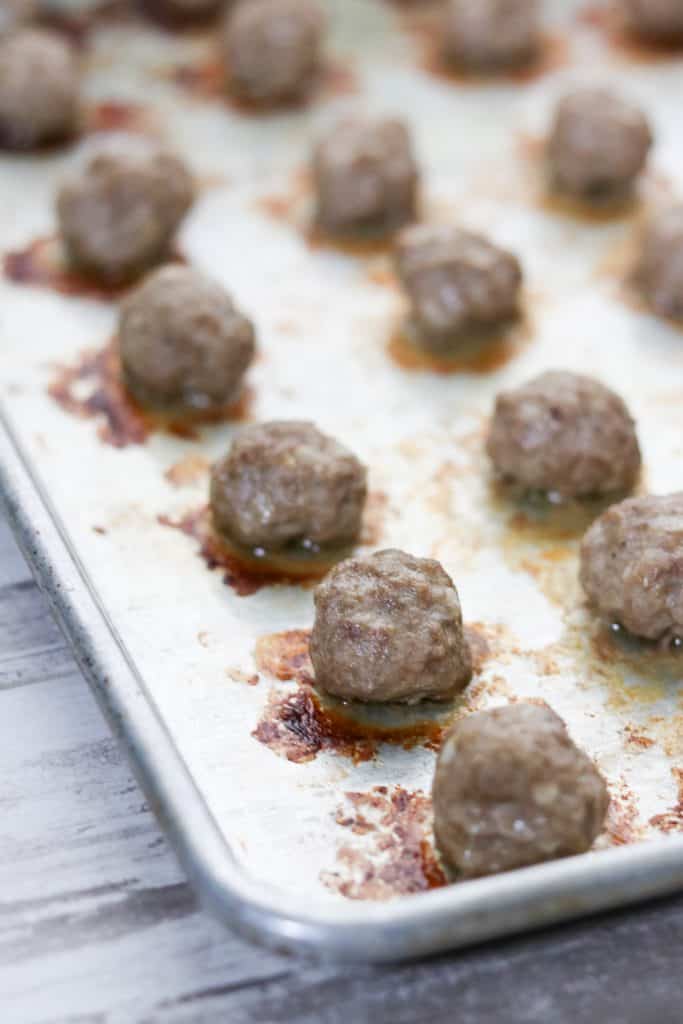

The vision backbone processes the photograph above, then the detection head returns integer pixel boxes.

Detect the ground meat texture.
[635,204,683,319]
[210,421,367,551]
[223,0,324,104]
[313,119,419,239]
[310,549,472,704]
[548,89,652,200]
[622,0,683,40]
[580,493,683,642]
[119,265,255,414]
[443,0,540,68]
[486,371,641,499]
[395,224,522,352]
[0,29,80,150]
[57,142,194,286]
[433,703,608,878]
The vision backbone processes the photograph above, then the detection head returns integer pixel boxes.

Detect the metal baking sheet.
[2,0,683,961]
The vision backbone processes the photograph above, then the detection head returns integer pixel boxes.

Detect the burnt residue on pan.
[49,339,252,449]
[165,54,358,112]
[603,775,644,846]
[321,786,447,899]
[164,453,210,488]
[390,1,569,86]
[85,100,155,137]
[650,768,683,834]
[580,3,683,64]
[251,624,500,763]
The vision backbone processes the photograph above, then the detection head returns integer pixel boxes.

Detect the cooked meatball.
[313,118,419,239]
[310,549,472,704]
[57,141,194,286]
[119,265,255,414]
[622,0,683,40]
[487,371,641,498]
[141,0,226,27]
[548,89,652,200]
[395,224,522,352]
[433,703,609,878]
[443,0,540,69]
[580,493,683,642]
[223,0,324,104]
[634,204,683,319]
[210,421,367,551]
[0,29,80,150]
[0,0,36,35]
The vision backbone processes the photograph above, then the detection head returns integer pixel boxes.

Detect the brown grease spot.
[580,3,683,63]
[623,724,655,750]
[164,453,210,488]
[166,55,358,111]
[604,776,643,845]
[227,667,260,686]
[321,786,447,900]
[255,629,314,685]
[86,100,154,137]
[252,687,377,763]
[158,508,339,595]
[650,768,683,834]
[4,236,129,302]
[49,340,251,448]
[388,313,531,376]
[306,222,399,258]
[138,0,224,29]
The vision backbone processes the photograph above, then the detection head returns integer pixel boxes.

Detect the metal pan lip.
[3,404,683,964]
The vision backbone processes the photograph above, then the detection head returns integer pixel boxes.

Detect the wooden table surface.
[1,512,682,1024]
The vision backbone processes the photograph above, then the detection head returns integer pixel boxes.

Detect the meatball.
[141,0,226,27]
[443,0,540,69]
[0,29,80,150]
[210,421,367,552]
[313,118,419,240]
[634,204,683,320]
[310,549,472,704]
[119,265,255,415]
[486,371,641,499]
[395,224,523,352]
[433,703,609,878]
[580,493,683,642]
[57,141,194,286]
[223,0,324,105]
[548,89,652,201]
[622,0,683,41]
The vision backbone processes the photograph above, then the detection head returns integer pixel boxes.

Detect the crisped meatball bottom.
[313,118,419,239]
[119,265,255,414]
[57,141,194,286]
[622,0,683,40]
[141,0,226,26]
[223,0,324,104]
[433,703,609,878]
[635,204,683,320]
[310,549,472,704]
[395,224,522,352]
[210,421,367,551]
[443,0,540,69]
[487,371,641,498]
[0,29,80,150]
[580,493,683,642]
[548,89,652,200]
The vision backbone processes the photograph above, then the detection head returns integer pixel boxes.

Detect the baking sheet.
[2,0,683,959]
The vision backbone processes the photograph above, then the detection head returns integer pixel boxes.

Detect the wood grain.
[1,513,682,1024]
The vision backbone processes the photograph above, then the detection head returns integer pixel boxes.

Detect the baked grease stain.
[388,312,532,376]
[49,340,251,449]
[321,786,446,900]
[4,237,131,302]
[650,769,683,834]
[580,3,683,63]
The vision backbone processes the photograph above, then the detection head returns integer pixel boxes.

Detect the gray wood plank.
[1,512,683,1024]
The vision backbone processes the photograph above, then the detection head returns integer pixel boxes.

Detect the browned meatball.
[0,29,80,150]
[548,89,652,201]
[395,224,522,352]
[223,0,324,105]
[57,141,194,286]
[580,493,683,642]
[210,421,367,552]
[310,549,472,704]
[634,204,683,320]
[313,118,419,240]
[141,0,226,27]
[622,0,683,40]
[487,371,641,499]
[433,703,609,878]
[443,0,540,69]
[119,265,255,415]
